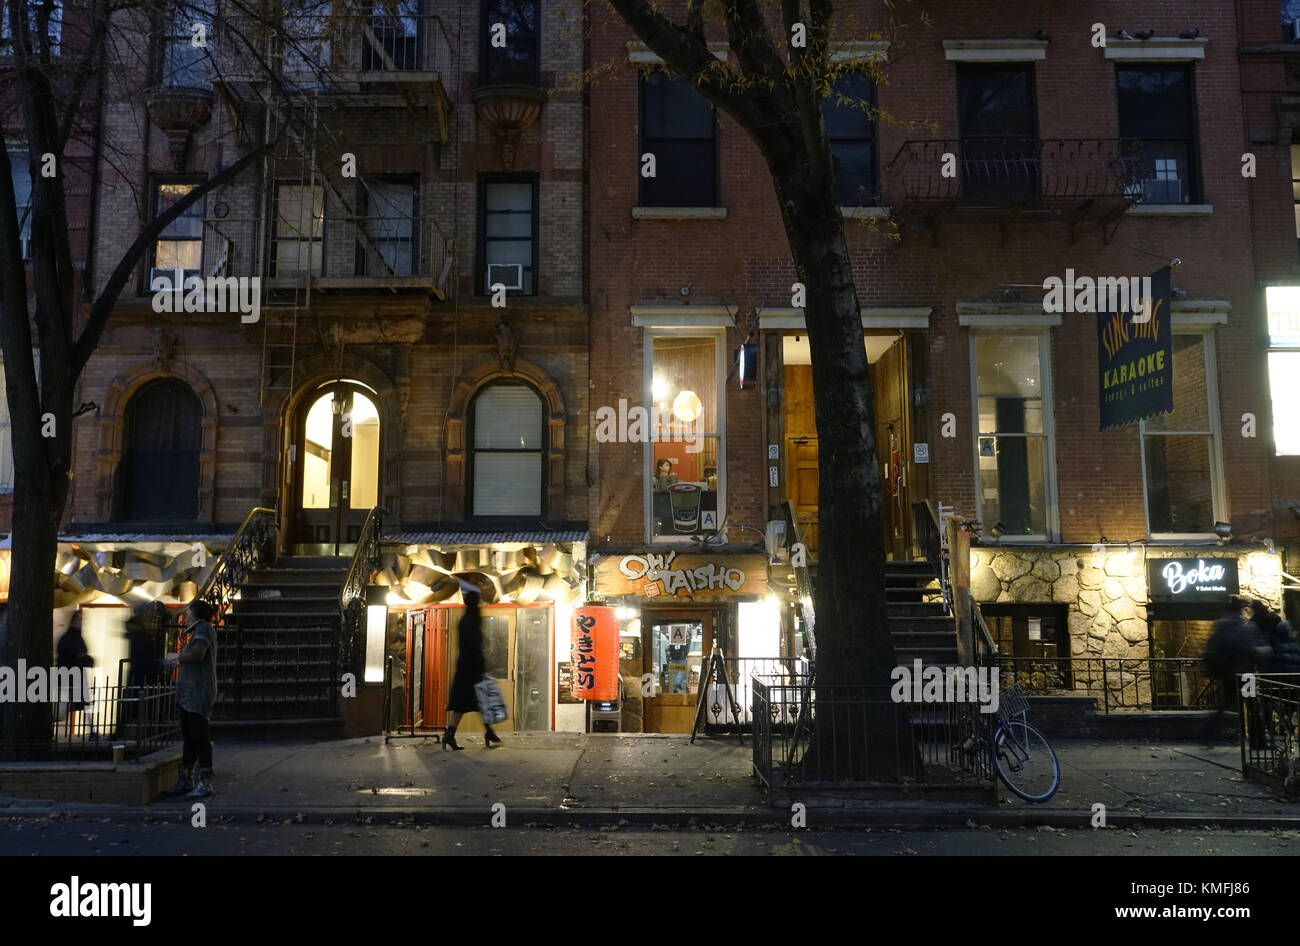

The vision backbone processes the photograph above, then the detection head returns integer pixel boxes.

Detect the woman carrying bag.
[443,586,504,750]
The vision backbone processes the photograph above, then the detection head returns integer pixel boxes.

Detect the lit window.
[648,334,723,540]
[471,382,544,517]
[151,182,204,285]
[972,333,1055,539]
[1140,333,1223,535]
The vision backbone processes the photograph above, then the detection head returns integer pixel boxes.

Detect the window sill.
[841,206,891,218]
[1127,204,1213,216]
[632,206,728,220]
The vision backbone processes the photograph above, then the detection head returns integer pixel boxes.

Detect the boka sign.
[1147,558,1239,599]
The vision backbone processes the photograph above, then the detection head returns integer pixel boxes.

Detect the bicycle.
[991,681,1060,802]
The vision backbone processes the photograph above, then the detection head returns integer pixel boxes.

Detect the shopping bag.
[474,675,508,724]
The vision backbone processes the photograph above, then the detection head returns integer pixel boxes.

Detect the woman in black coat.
[443,590,502,750]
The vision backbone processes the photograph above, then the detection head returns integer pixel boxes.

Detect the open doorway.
[782,333,915,560]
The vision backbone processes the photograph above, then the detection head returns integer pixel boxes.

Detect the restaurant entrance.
[641,607,715,733]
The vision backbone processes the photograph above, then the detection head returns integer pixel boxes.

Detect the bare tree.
[602,0,922,777]
[0,0,347,757]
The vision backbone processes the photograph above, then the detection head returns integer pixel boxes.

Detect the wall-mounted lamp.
[1213,521,1233,541]
[364,585,388,684]
[736,344,758,389]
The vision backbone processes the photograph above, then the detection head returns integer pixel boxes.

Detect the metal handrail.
[196,506,277,629]
[973,604,998,663]
[338,505,386,680]
[782,499,816,658]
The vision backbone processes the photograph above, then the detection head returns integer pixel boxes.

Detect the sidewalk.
[0,734,1295,828]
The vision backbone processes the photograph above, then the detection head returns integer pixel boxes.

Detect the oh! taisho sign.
[594,552,767,598]
[1147,558,1239,599]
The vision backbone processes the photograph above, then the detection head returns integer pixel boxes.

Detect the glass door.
[293,381,381,555]
[643,610,713,733]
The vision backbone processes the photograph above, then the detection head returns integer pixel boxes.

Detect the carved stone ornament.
[152,328,178,374]
[495,319,519,374]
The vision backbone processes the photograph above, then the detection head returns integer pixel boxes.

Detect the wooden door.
[446,605,517,734]
[642,610,713,733]
[786,437,819,553]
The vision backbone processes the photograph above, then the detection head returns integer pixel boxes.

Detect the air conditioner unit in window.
[486,263,523,291]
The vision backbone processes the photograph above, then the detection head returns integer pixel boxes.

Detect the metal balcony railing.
[175,210,450,294]
[885,137,1152,206]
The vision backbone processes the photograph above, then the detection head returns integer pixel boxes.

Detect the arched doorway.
[291,380,382,555]
[116,379,201,522]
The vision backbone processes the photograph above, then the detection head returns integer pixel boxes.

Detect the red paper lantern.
[571,605,618,701]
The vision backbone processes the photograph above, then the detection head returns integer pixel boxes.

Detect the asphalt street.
[2,817,1297,855]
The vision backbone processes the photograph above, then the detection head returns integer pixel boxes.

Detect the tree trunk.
[775,179,916,781]
[0,454,62,760]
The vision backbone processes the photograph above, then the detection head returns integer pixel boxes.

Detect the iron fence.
[1241,674,1300,792]
[993,656,1224,712]
[751,675,996,800]
[697,657,810,730]
[47,673,180,761]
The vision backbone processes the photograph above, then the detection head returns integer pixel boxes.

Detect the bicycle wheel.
[992,720,1060,802]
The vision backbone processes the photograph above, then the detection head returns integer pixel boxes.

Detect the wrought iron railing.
[696,656,811,730]
[783,500,817,658]
[885,137,1152,205]
[47,673,180,761]
[751,672,996,800]
[994,656,1225,713]
[339,506,386,682]
[1241,674,1300,791]
[197,506,277,630]
[913,499,950,615]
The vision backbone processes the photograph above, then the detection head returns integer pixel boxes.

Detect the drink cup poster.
[1097,266,1173,431]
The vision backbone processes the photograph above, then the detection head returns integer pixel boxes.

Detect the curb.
[2,803,1299,830]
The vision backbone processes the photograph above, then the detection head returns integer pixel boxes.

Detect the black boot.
[442,726,462,751]
[484,725,502,748]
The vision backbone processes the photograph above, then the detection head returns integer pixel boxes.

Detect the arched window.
[470,382,543,517]
[116,379,201,521]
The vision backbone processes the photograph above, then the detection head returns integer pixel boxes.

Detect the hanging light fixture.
[672,390,702,423]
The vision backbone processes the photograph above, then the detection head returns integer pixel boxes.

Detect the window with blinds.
[471,382,544,516]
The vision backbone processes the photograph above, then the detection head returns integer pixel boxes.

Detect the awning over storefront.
[381,532,587,606]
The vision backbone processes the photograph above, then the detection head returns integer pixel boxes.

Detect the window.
[116,380,202,521]
[957,65,1037,200]
[1140,333,1222,536]
[823,71,877,207]
[151,182,204,285]
[273,182,324,277]
[979,603,1072,688]
[1118,65,1199,204]
[282,0,333,81]
[640,72,717,208]
[972,333,1056,539]
[1268,285,1300,455]
[478,176,536,294]
[648,333,723,541]
[7,149,31,260]
[470,382,544,517]
[1,0,61,55]
[359,178,417,276]
[364,0,423,71]
[1292,145,1300,246]
[0,352,38,491]
[480,0,538,86]
[161,0,213,86]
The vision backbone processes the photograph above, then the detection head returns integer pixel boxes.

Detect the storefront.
[590,550,779,733]
[380,532,587,735]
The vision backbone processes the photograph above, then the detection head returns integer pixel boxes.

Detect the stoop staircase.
[214,556,349,728]
[883,559,960,666]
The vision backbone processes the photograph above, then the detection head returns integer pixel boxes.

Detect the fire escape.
[884,137,1155,244]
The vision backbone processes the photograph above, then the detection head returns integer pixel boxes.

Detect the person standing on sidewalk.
[164,599,219,798]
[443,588,502,751]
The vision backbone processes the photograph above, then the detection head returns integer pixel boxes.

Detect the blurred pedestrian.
[117,602,165,740]
[163,599,219,798]
[55,611,96,740]
[1199,597,1272,745]
[1253,601,1300,674]
[443,588,502,751]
